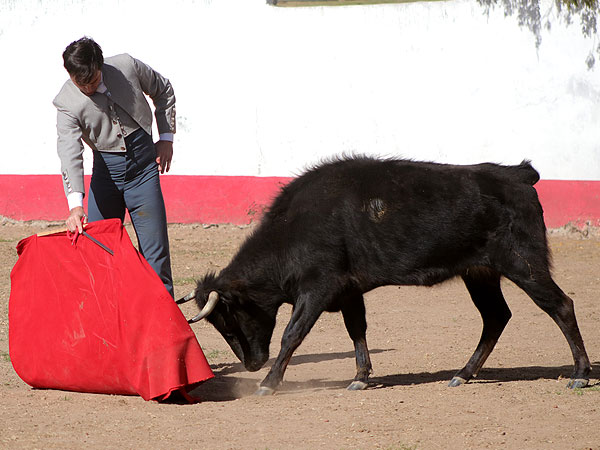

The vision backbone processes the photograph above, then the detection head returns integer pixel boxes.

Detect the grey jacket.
[53,53,176,196]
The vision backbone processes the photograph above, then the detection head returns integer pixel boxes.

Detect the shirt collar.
[96,73,108,94]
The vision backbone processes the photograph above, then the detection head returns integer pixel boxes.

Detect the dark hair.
[62,37,104,84]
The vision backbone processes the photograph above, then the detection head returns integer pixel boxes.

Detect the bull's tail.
[511,160,540,185]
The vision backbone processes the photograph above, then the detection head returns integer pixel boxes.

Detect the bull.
[178,156,591,395]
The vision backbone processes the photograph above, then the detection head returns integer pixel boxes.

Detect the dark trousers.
[87,128,174,297]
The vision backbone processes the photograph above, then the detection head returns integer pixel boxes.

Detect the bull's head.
[177,274,276,372]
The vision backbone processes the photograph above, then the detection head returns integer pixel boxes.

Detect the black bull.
[178,156,591,395]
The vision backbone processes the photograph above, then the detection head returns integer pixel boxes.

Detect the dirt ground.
[1,219,599,450]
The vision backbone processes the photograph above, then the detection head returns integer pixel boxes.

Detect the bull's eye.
[213,307,238,334]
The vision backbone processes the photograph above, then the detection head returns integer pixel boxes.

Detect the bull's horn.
[189,291,220,323]
[176,289,197,305]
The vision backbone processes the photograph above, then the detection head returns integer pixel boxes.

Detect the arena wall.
[1,0,598,226]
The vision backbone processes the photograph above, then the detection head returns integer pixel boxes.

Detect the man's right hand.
[66,206,86,233]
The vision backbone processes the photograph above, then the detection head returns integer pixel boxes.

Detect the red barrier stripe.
[0,175,598,228]
[535,180,600,228]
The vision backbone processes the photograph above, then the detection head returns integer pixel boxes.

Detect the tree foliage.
[478,0,599,68]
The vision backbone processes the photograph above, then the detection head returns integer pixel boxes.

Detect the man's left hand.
[155,140,173,174]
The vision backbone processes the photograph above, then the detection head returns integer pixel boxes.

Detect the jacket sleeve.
[131,56,176,136]
[56,108,86,197]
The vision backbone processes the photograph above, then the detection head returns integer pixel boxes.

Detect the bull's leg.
[449,270,512,387]
[256,293,325,396]
[510,273,591,389]
[340,292,372,390]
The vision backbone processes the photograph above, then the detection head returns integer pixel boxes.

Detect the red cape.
[9,218,213,402]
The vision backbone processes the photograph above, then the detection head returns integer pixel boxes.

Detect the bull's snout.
[243,353,268,372]
[245,363,263,372]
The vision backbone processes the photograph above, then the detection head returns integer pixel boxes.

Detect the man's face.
[71,70,101,96]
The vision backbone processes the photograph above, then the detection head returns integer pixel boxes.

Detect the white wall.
[1,0,599,180]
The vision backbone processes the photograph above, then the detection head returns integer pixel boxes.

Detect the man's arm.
[130,56,176,136]
[130,56,176,173]
[56,108,86,232]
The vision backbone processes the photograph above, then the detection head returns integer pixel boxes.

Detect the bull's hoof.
[255,386,275,396]
[347,380,368,391]
[448,376,467,387]
[566,378,589,389]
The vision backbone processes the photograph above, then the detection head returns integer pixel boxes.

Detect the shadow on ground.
[189,350,600,402]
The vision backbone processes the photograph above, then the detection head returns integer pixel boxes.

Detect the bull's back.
[270,156,540,225]
[265,156,545,288]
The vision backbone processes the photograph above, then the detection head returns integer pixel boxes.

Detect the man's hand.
[155,140,173,174]
[66,206,86,233]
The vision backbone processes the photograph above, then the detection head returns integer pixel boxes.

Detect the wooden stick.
[37,227,69,237]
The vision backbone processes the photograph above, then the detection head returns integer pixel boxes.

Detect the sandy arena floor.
[1,220,599,449]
